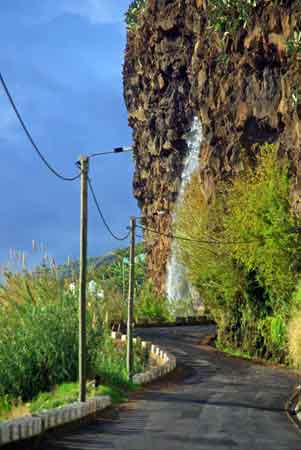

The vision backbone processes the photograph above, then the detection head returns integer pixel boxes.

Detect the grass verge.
[216,341,253,360]
[0,380,136,422]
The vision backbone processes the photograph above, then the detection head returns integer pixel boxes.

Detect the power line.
[88,176,130,242]
[88,147,133,159]
[135,232,144,239]
[0,71,80,182]
[136,224,264,246]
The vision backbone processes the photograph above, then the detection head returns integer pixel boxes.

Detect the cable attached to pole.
[136,224,263,246]
[135,232,144,239]
[88,176,130,242]
[0,71,80,182]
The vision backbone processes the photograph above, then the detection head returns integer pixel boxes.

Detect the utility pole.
[127,216,136,381]
[79,155,89,402]
[122,260,126,302]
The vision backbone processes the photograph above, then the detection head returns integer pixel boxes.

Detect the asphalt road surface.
[38,325,301,450]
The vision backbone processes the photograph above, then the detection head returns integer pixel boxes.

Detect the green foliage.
[170,296,197,318]
[135,281,171,323]
[175,144,301,362]
[87,244,146,324]
[94,245,146,295]
[0,396,11,420]
[125,0,146,29]
[0,270,84,402]
[207,0,257,34]
[224,146,301,307]
[287,30,301,56]
[29,381,130,415]
[29,383,81,413]
[0,263,148,414]
[28,382,129,415]
[91,329,148,386]
[216,341,253,360]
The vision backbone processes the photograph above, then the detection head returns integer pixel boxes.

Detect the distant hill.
[57,243,144,280]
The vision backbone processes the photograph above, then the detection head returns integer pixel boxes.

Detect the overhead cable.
[0,71,80,182]
[88,176,130,242]
[136,224,263,246]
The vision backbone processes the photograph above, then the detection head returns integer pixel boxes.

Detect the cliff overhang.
[123,0,301,294]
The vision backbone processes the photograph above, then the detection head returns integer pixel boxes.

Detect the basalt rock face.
[123,0,301,295]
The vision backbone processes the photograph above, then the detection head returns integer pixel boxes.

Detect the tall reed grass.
[0,256,148,409]
[0,268,100,402]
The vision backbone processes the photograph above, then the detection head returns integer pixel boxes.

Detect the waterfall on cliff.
[166,117,203,303]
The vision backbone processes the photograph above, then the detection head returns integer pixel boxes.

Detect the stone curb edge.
[111,332,177,385]
[0,396,111,447]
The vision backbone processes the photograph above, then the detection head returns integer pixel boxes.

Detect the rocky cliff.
[123,0,301,294]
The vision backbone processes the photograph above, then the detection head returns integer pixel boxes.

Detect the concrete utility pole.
[79,155,89,402]
[127,216,136,381]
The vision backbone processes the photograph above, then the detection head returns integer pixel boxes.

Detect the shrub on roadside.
[175,144,301,362]
[91,329,148,386]
[169,296,202,318]
[288,282,301,368]
[0,269,100,402]
[87,244,146,325]
[135,280,171,323]
[0,265,148,409]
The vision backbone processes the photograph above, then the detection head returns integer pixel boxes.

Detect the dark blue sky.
[0,0,139,269]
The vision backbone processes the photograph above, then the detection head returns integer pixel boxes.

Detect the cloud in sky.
[26,0,128,26]
[59,0,125,24]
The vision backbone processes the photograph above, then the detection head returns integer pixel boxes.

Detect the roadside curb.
[0,396,112,447]
[111,332,177,385]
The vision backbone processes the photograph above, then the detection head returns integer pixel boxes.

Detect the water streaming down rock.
[166,117,203,303]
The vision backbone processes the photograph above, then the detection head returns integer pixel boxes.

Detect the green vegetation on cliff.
[175,145,301,363]
[126,0,301,61]
[207,0,258,33]
[125,0,145,29]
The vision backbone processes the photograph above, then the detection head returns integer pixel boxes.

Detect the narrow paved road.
[39,326,301,450]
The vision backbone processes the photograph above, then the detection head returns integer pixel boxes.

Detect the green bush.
[92,330,148,386]
[224,145,301,306]
[175,144,301,362]
[169,296,198,318]
[135,281,171,323]
[29,382,129,414]
[288,282,301,368]
[0,269,100,402]
[0,264,148,409]
[87,244,146,324]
